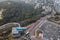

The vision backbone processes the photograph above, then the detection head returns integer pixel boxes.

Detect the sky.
[0,0,19,2]
[0,0,6,2]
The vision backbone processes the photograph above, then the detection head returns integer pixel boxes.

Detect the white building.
[54,0,60,13]
[12,27,20,37]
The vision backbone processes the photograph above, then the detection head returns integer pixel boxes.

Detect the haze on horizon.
[0,0,6,2]
[0,0,23,1]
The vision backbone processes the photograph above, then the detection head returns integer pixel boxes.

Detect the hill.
[0,1,47,26]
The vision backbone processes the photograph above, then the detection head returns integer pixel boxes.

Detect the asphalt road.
[12,16,48,40]
[28,16,48,40]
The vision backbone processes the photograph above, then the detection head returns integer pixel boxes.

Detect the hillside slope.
[0,1,47,26]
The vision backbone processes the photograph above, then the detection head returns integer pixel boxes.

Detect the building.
[40,20,60,40]
[0,23,20,40]
[54,0,60,13]
[12,27,20,38]
[12,27,27,37]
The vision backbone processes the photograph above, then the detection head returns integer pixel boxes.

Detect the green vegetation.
[0,1,46,26]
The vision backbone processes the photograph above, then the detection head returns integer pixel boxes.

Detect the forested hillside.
[0,1,46,26]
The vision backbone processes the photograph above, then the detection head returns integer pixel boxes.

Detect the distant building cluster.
[40,21,60,40]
